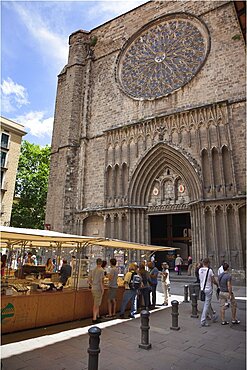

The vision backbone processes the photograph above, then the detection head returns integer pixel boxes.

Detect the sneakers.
[231,320,240,324]
[201,322,210,327]
[221,321,229,325]
[128,314,135,319]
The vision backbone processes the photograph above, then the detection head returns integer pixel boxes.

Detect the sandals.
[221,321,229,325]
[231,320,240,324]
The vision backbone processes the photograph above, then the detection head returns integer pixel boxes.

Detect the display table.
[1,286,126,334]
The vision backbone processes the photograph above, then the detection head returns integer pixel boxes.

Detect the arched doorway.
[128,142,202,264]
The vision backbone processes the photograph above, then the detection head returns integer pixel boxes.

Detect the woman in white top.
[161,262,170,305]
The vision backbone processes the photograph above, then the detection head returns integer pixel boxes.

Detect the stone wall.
[45,0,246,272]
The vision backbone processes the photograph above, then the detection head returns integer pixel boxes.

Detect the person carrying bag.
[200,267,209,301]
[199,258,219,327]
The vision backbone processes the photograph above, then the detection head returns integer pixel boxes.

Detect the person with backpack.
[119,263,142,319]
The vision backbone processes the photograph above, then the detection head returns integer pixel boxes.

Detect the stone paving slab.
[1,288,246,370]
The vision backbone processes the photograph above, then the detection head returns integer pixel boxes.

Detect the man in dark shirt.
[218,262,240,325]
[59,259,72,286]
[148,261,159,308]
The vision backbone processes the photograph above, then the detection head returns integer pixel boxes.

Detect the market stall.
[1,226,174,333]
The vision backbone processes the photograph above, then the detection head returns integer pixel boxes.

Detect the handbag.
[200,290,206,301]
[200,268,210,301]
[174,266,178,272]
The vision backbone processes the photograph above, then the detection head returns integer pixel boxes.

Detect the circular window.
[116,13,210,100]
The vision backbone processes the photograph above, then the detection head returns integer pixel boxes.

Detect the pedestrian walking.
[187,256,193,276]
[218,262,240,326]
[175,254,183,275]
[199,257,219,327]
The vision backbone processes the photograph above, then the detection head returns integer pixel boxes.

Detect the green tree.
[11,141,51,229]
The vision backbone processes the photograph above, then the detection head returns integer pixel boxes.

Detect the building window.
[1,170,4,187]
[1,133,9,149]
[1,151,7,168]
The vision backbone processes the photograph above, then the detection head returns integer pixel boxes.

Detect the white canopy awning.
[0,226,177,252]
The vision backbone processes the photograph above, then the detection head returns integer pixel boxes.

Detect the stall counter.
[1,286,126,334]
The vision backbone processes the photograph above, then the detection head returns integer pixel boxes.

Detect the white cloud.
[14,111,53,139]
[98,0,147,14]
[88,0,147,19]
[1,78,29,113]
[12,2,68,70]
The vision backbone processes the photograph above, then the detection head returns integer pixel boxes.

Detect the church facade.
[46,1,246,274]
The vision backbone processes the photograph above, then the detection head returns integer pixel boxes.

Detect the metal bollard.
[170,300,180,330]
[88,326,101,370]
[183,285,189,303]
[139,310,152,350]
[191,293,199,318]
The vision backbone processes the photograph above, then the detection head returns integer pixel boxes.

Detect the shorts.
[219,291,237,309]
[92,290,103,306]
[108,287,118,300]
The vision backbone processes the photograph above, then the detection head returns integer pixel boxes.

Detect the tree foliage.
[11,141,51,229]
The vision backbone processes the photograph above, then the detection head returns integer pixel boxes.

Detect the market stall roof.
[0,226,177,252]
[0,226,101,246]
[91,238,178,252]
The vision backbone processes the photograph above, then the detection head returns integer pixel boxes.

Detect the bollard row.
[191,293,199,318]
[88,326,101,370]
[183,285,189,303]
[170,300,180,330]
[139,310,152,350]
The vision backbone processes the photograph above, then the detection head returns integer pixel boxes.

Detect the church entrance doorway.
[149,213,191,270]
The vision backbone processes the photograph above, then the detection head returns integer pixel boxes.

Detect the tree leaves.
[11,141,51,229]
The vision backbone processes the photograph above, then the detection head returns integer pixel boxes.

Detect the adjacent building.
[46,1,246,274]
[1,117,26,226]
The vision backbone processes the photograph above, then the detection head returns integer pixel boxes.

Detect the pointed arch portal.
[127,143,202,268]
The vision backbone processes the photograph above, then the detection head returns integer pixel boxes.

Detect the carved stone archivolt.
[116,13,210,100]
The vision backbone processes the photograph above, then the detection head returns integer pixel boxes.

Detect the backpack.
[129,272,142,290]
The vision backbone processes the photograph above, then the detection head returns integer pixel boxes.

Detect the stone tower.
[46,1,246,275]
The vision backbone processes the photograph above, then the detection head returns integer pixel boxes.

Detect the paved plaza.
[1,276,246,370]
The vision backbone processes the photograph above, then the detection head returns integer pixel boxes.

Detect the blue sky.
[1,0,147,146]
